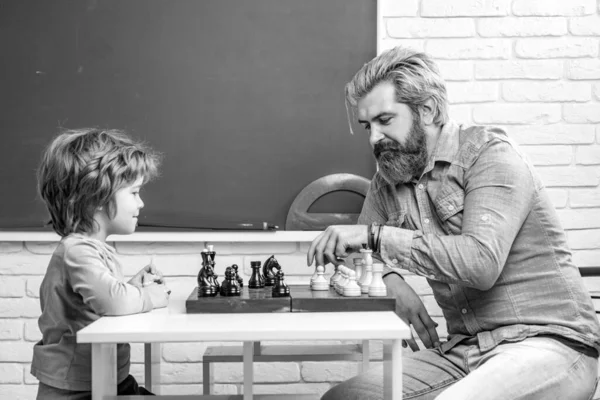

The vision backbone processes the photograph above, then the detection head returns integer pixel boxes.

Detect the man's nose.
[369,127,385,147]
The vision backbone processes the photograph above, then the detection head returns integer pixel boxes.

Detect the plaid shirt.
[359,120,600,353]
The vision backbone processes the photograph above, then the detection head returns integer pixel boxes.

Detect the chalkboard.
[0,0,377,231]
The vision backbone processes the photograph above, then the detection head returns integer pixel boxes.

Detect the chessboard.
[185,285,396,314]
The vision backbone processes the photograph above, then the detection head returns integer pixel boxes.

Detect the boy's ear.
[419,98,436,126]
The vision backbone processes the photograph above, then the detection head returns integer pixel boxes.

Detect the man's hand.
[384,273,440,350]
[129,263,165,288]
[307,225,368,267]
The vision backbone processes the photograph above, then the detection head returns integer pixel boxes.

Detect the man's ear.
[419,98,436,126]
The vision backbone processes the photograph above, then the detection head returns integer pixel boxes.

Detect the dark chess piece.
[232,264,243,288]
[249,261,265,288]
[201,247,220,294]
[272,270,290,297]
[220,267,240,296]
[262,255,281,286]
[197,264,218,297]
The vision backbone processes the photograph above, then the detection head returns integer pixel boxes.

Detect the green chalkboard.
[0,0,376,231]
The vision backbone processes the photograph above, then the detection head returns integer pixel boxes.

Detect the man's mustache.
[373,140,400,159]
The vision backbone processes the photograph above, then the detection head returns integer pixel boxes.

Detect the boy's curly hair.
[37,128,161,236]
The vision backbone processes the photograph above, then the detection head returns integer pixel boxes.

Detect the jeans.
[36,374,154,400]
[322,337,599,400]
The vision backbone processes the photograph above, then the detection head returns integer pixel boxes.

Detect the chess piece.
[272,270,290,297]
[232,264,243,288]
[368,263,387,297]
[249,261,265,288]
[330,264,343,288]
[197,264,218,297]
[343,270,362,297]
[262,255,281,286]
[336,266,350,294]
[221,266,241,296]
[310,265,329,291]
[201,246,220,293]
[353,257,363,282]
[359,248,373,294]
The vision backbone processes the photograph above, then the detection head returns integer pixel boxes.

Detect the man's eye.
[380,118,391,125]
[363,124,371,131]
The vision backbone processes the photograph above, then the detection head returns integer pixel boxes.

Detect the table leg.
[360,340,370,372]
[91,343,117,400]
[383,339,402,400]
[144,343,161,394]
[243,341,254,400]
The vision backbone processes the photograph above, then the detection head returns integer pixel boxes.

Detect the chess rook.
[368,263,387,297]
[359,248,373,294]
[353,257,363,282]
[249,261,265,288]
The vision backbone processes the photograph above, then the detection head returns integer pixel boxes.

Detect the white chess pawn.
[359,248,373,294]
[311,265,329,291]
[343,270,361,297]
[353,257,363,282]
[310,264,319,285]
[335,266,349,294]
[368,263,387,297]
[330,264,343,288]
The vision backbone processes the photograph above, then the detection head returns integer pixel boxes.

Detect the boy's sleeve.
[65,241,154,316]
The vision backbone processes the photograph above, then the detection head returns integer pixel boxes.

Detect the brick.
[214,362,299,383]
[566,60,600,80]
[446,82,499,104]
[115,242,203,255]
[24,363,38,384]
[520,145,573,166]
[478,17,567,37]
[0,341,33,361]
[577,145,600,165]
[545,189,569,208]
[120,253,205,276]
[159,384,237,395]
[436,61,473,81]
[448,105,472,124]
[242,254,307,276]
[0,298,40,318]
[163,342,208,362]
[475,60,563,80]
[570,189,600,208]
[504,124,595,145]
[515,38,597,58]
[24,320,42,342]
[215,242,298,255]
[386,18,475,38]
[25,242,58,254]
[568,229,600,249]
[473,104,561,124]
[426,39,511,59]
[0,320,23,340]
[381,0,419,16]
[26,276,43,298]
[0,363,23,384]
[158,362,203,384]
[593,83,600,101]
[573,250,600,267]
[421,0,509,16]
[557,209,600,229]
[165,277,203,302]
[253,383,331,396]
[512,0,596,16]
[0,277,26,297]
[0,242,23,253]
[503,82,591,102]
[379,39,425,54]
[0,384,38,400]
[301,361,359,382]
[564,104,600,123]
[570,16,600,35]
[0,253,51,275]
[537,166,599,187]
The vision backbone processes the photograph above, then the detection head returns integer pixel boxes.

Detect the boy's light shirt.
[31,233,153,391]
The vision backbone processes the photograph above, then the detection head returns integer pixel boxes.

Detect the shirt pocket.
[434,186,464,235]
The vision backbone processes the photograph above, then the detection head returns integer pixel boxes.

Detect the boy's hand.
[144,282,170,309]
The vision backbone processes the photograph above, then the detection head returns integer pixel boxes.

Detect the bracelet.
[367,224,374,250]
[375,224,383,253]
[383,271,405,281]
[369,223,379,251]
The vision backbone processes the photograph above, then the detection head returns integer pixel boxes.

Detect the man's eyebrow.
[357,112,395,124]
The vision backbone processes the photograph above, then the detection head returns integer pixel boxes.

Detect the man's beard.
[373,117,428,185]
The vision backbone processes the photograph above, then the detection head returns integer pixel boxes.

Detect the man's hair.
[345,46,448,126]
[37,128,161,237]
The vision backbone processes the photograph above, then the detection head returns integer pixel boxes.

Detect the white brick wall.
[1,0,599,397]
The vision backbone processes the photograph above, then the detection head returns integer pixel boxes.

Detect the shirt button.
[424,218,430,224]
[392,259,399,264]
[461,308,468,314]
[418,184,424,190]
[448,205,454,211]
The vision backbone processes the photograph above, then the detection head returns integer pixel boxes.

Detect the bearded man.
[307,46,600,400]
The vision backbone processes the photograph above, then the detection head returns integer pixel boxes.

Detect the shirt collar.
[430,119,460,164]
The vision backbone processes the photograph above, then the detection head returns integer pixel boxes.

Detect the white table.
[77,307,410,400]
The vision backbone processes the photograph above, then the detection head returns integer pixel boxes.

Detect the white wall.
[1,0,599,398]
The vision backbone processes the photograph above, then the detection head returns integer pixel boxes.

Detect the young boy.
[31,128,170,399]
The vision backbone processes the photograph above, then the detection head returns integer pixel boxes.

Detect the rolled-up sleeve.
[65,242,153,315]
[379,138,536,290]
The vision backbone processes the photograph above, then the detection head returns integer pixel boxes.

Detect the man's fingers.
[420,313,441,347]
[307,231,326,266]
[411,319,434,349]
[313,230,333,267]
[404,338,420,352]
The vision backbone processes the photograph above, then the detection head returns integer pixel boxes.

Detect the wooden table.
[77,307,410,400]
